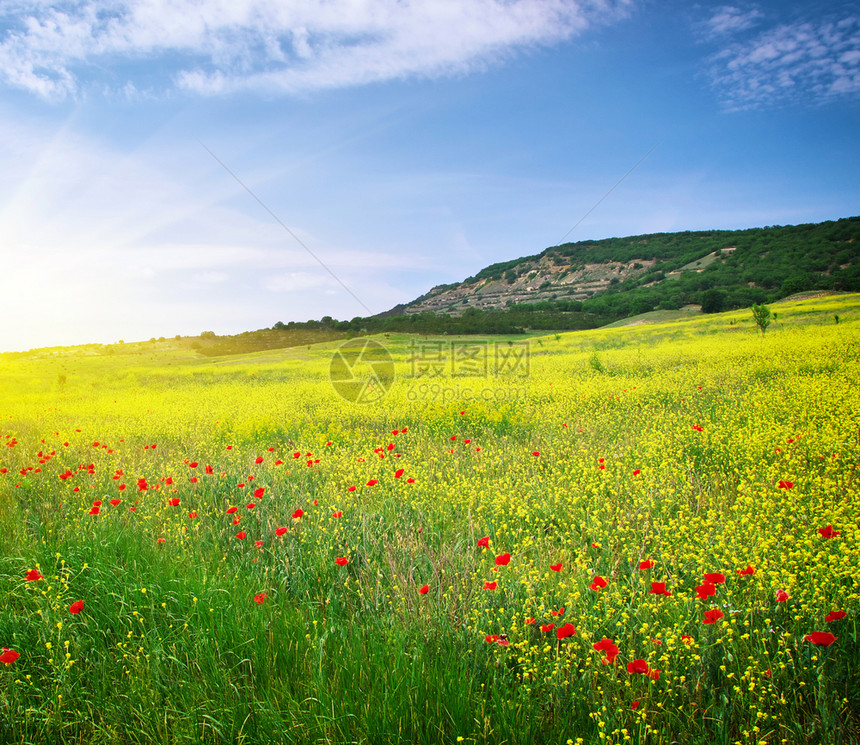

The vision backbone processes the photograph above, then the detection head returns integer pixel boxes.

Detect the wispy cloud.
[0,0,633,100]
[706,10,860,108]
[705,5,763,36]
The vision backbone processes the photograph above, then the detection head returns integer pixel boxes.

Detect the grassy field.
[1,295,859,744]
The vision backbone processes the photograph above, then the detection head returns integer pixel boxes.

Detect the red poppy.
[246,503,256,510]
[631,700,640,710]
[775,589,790,602]
[254,487,265,498]
[366,479,378,487]
[737,565,756,576]
[817,524,841,538]
[89,505,100,515]
[778,480,794,489]
[551,606,566,617]
[695,582,716,600]
[525,617,536,625]
[703,609,724,624]
[477,536,489,548]
[703,572,726,584]
[254,456,264,465]
[550,563,562,572]
[235,531,246,539]
[254,593,267,604]
[556,623,576,639]
[110,498,122,506]
[639,560,655,570]
[332,511,343,518]
[0,648,20,665]
[335,557,348,566]
[632,469,641,476]
[348,486,356,492]
[157,538,166,543]
[588,576,608,591]
[418,584,429,595]
[292,509,304,519]
[25,569,43,581]
[692,424,704,432]
[532,451,540,457]
[825,610,847,623]
[593,637,619,665]
[649,581,671,596]
[804,631,837,646]
[485,634,499,643]
[226,506,238,514]
[540,623,555,633]
[275,527,288,536]
[681,635,693,644]
[495,553,511,566]
[168,498,180,506]
[394,468,404,479]
[627,658,649,675]
[483,581,497,590]
[69,600,83,614]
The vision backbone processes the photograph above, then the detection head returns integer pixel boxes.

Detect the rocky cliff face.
[404,256,657,315]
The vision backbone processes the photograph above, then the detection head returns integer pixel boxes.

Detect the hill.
[7,217,858,358]
[397,216,860,319]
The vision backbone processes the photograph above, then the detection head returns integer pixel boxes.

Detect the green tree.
[751,303,772,335]
[701,289,725,314]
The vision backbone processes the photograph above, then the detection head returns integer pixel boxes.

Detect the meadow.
[1,294,858,745]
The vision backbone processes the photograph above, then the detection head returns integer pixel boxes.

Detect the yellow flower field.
[0,294,858,744]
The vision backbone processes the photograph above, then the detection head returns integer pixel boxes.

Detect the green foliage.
[701,289,725,314]
[751,303,772,334]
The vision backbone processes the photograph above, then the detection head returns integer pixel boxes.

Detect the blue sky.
[0,0,858,352]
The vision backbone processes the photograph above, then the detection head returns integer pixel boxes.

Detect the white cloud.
[705,5,763,36]
[0,0,633,99]
[707,13,860,108]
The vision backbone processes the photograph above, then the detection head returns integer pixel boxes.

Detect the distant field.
[1,295,859,744]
